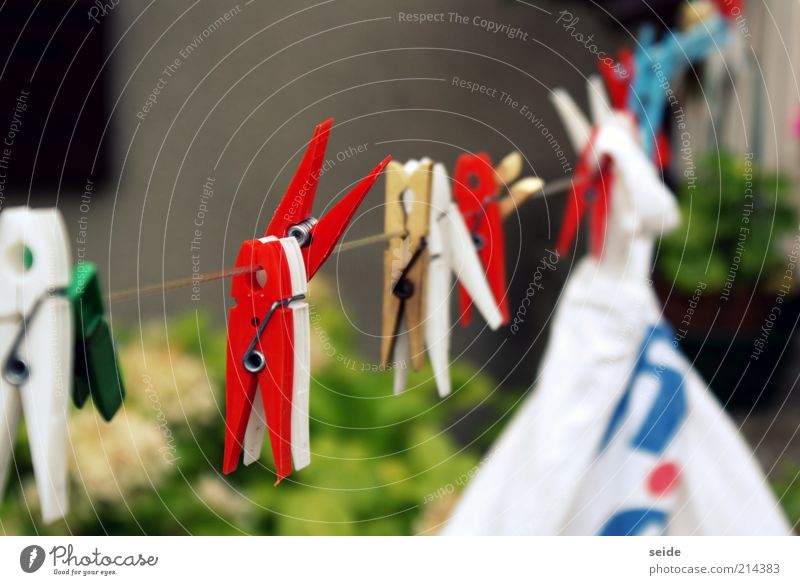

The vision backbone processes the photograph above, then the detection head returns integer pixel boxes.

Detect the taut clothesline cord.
[106,176,578,304]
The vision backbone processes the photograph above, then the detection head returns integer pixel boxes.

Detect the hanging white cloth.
[442,83,790,535]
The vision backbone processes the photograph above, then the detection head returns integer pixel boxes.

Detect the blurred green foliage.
[2,281,796,535]
[659,151,797,293]
[772,463,800,533]
[0,287,516,535]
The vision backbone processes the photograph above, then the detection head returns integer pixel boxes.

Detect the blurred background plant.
[0,279,520,535]
[1,277,798,534]
[656,151,800,409]
[659,150,796,293]
[772,463,800,532]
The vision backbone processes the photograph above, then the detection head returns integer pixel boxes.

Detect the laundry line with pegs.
[1,0,748,524]
[0,118,609,521]
[105,172,580,305]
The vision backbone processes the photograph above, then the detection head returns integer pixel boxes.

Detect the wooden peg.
[381,160,432,370]
[680,1,715,30]
[499,177,546,219]
[494,151,523,186]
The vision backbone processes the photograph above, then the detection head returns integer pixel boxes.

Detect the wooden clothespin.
[680,1,718,30]
[494,151,545,219]
[224,118,390,482]
[0,207,72,523]
[681,0,743,30]
[389,159,502,397]
[381,159,432,374]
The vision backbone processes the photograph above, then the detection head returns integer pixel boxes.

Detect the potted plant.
[657,151,799,409]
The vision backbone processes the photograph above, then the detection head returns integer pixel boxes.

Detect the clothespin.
[224,118,389,482]
[598,48,634,111]
[553,79,620,258]
[551,77,680,262]
[68,262,125,422]
[630,11,729,158]
[387,160,502,397]
[597,49,670,169]
[452,154,508,326]
[555,131,614,258]
[0,208,71,523]
[452,152,543,327]
[381,159,432,374]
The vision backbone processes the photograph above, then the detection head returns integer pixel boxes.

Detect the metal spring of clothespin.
[242,293,307,374]
[286,217,318,248]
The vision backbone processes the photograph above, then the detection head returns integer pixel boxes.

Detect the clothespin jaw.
[67,262,125,422]
[598,48,634,111]
[493,152,545,219]
[225,119,389,480]
[267,119,333,239]
[302,157,390,278]
[265,118,390,277]
[453,153,510,326]
[381,160,432,371]
[497,177,544,219]
[0,207,71,524]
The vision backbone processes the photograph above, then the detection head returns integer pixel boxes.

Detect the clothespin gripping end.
[67,262,126,421]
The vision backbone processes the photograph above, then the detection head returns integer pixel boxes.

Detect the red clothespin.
[452,153,510,327]
[712,0,743,19]
[225,118,390,482]
[556,130,614,259]
[598,48,634,111]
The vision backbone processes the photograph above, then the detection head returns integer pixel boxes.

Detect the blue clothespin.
[629,15,729,157]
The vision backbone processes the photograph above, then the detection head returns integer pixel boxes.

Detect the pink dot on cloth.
[648,462,680,496]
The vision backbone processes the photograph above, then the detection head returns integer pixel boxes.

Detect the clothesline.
[106,174,578,304]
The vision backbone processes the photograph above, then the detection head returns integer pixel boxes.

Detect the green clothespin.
[66,262,125,421]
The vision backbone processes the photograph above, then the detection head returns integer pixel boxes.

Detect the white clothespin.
[392,159,502,397]
[0,207,72,523]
